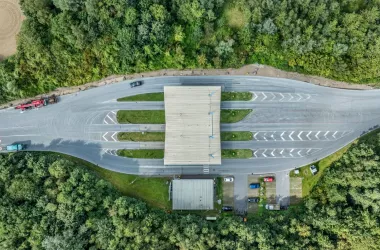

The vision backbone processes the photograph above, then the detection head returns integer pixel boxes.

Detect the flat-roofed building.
[164,86,221,165]
[172,179,214,210]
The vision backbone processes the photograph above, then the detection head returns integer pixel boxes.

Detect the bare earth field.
[0,0,23,61]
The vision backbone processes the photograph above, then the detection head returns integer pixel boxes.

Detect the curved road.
[1,76,380,178]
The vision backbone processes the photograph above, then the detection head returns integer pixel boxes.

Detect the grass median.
[117,92,252,102]
[117,149,164,159]
[117,110,165,124]
[221,149,252,159]
[220,109,252,123]
[221,131,252,141]
[118,132,165,141]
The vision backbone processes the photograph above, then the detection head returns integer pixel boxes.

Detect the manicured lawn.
[290,143,354,197]
[221,131,252,141]
[117,110,165,124]
[117,93,164,102]
[221,92,252,101]
[118,149,164,159]
[220,109,252,123]
[58,154,171,209]
[222,149,252,159]
[118,132,165,141]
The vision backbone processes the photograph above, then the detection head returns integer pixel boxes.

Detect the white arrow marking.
[306,149,312,155]
[252,92,258,101]
[269,92,276,101]
[297,150,302,157]
[298,131,303,140]
[279,93,285,102]
[288,93,294,101]
[262,149,268,157]
[102,132,109,141]
[315,131,321,140]
[262,92,267,101]
[254,132,258,140]
[324,131,329,139]
[306,131,311,140]
[296,93,303,101]
[332,131,338,138]
[280,131,285,141]
[289,131,295,141]
[111,132,118,141]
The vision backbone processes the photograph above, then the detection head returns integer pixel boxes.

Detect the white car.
[310,165,318,175]
[224,177,234,182]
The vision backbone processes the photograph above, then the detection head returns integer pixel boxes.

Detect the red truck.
[15,95,58,111]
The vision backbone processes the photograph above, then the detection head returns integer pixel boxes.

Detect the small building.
[172,179,214,210]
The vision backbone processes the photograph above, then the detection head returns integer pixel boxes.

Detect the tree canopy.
[1,0,380,103]
[1,131,380,249]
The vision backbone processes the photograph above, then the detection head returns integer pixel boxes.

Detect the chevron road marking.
[252,92,258,101]
[254,151,258,157]
[332,131,338,138]
[324,131,329,139]
[279,93,285,102]
[111,132,118,141]
[263,133,268,141]
[289,149,294,157]
[106,114,116,124]
[270,150,275,157]
[289,131,295,141]
[288,93,294,101]
[262,149,268,157]
[269,92,276,101]
[315,131,321,139]
[254,132,258,140]
[102,132,109,141]
[306,149,312,155]
[297,150,302,157]
[280,149,284,155]
[305,94,311,100]
[296,93,303,102]
[262,92,267,101]
[306,131,311,140]
[298,131,303,140]
[280,131,285,141]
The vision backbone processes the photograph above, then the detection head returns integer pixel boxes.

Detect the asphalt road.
[1,76,380,179]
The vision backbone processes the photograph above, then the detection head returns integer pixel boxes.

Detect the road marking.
[298,131,303,140]
[269,92,276,101]
[296,93,303,102]
[252,92,258,101]
[111,111,116,115]
[324,131,329,139]
[262,92,267,101]
[270,150,275,157]
[263,133,268,141]
[305,94,311,100]
[102,132,109,141]
[111,132,118,141]
[254,151,258,157]
[106,114,116,124]
[279,93,285,102]
[297,150,302,157]
[306,149,312,155]
[254,132,258,140]
[306,131,311,140]
[332,131,337,138]
[289,131,294,141]
[288,93,294,101]
[104,119,109,124]
[280,131,285,141]
[262,149,268,157]
[289,149,294,157]
[315,131,321,140]
[280,149,284,154]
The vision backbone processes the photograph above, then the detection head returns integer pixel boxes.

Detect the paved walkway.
[234,174,248,214]
[276,171,290,206]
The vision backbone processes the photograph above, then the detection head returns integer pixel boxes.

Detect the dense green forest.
[1,132,380,249]
[1,0,380,103]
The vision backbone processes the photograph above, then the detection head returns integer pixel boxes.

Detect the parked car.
[222,206,233,211]
[265,204,280,210]
[249,183,260,189]
[310,165,318,175]
[280,205,289,210]
[263,176,274,182]
[248,197,260,203]
[130,81,143,88]
[224,177,234,182]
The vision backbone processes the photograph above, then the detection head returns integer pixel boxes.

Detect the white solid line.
[106,114,117,124]
[315,131,321,140]
[298,131,303,140]
[111,132,118,141]
[279,93,285,101]
[306,131,311,140]
[262,92,267,101]
[289,131,294,141]
[111,111,116,115]
[104,119,109,124]
[102,132,109,141]
[332,131,338,138]
[0,134,39,137]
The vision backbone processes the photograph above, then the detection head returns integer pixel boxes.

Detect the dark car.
[280,205,289,210]
[222,206,233,211]
[249,183,260,189]
[248,197,260,203]
[130,81,143,88]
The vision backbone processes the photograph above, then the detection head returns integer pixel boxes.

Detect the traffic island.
[117,149,164,159]
[117,92,252,102]
[117,110,165,124]
[220,109,252,123]
[221,149,253,158]
[118,132,165,142]
[221,131,253,141]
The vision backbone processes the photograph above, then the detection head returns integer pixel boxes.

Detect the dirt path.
[0,0,23,61]
[0,64,376,109]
